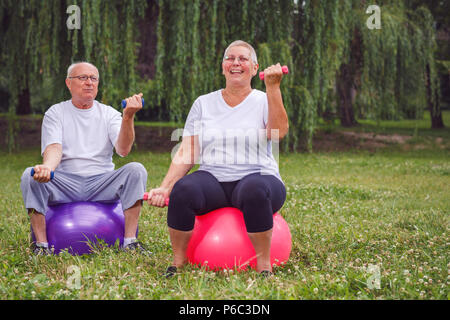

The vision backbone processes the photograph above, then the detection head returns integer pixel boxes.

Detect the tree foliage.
[0,0,443,152]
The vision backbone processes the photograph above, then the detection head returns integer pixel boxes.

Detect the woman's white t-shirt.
[183,89,282,182]
[41,100,122,176]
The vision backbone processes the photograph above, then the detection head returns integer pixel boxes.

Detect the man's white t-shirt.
[183,89,282,182]
[41,100,122,176]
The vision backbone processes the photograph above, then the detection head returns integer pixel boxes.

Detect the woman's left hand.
[263,63,283,87]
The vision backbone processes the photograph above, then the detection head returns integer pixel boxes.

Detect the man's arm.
[115,93,143,157]
[115,116,135,157]
[33,143,62,183]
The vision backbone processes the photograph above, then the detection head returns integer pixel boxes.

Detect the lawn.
[0,123,448,300]
[318,110,450,139]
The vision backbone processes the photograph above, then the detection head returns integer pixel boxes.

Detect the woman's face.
[222,46,258,87]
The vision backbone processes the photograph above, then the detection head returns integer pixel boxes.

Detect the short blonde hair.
[223,40,258,64]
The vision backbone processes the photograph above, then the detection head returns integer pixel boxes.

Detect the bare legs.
[247,229,273,272]
[29,210,47,243]
[123,200,142,238]
[168,226,272,272]
[168,227,192,267]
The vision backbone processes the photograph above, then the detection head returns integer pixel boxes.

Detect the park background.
[0,0,448,300]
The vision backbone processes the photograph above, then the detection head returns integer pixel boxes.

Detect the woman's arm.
[147,136,199,207]
[264,63,289,140]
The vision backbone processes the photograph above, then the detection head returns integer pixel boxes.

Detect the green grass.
[0,113,449,300]
[318,110,450,139]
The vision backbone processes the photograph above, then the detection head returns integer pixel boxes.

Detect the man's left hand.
[123,93,143,120]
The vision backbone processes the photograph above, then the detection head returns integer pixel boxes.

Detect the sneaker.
[122,241,152,256]
[259,270,273,278]
[31,244,52,256]
[164,266,178,279]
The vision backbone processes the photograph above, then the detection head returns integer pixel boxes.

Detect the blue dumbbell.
[30,168,54,180]
[121,98,144,108]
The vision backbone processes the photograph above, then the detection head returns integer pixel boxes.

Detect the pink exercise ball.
[186,207,291,271]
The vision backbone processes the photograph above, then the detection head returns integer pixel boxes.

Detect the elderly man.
[21,62,149,255]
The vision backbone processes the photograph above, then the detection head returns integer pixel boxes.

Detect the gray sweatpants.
[20,162,147,215]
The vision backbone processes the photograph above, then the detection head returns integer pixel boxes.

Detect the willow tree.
[0,0,147,151]
[149,0,444,150]
[0,1,69,151]
[289,0,356,148]
[153,0,297,144]
[356,2,443,128]
[1,0,444,152]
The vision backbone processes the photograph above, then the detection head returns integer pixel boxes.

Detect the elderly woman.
[147,40,289,277]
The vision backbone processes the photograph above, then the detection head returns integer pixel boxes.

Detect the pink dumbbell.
[259,65,289,81]
[143,192,169,207]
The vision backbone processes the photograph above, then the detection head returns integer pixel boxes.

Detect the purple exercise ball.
[31,201,135,255]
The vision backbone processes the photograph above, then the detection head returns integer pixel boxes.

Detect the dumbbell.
[30,168,54,180]
[121,98,145,108]
[259,65,289,81]
[143,192,169,207]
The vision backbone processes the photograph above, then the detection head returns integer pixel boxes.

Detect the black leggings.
[167,170,286,233]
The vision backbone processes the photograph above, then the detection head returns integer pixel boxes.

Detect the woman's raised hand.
[262,63,284,87]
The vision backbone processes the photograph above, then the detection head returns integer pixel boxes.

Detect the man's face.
[65,63,99,102]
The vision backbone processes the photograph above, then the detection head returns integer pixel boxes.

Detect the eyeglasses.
[68,75,99,82]
[223,55,251,64]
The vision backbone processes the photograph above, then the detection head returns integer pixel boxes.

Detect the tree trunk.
[137,0,159,79]
[431,113,445,128]
[336,28,363,127]
[16,87,31,115]
[426,64,445,129]
[337,64,358,127]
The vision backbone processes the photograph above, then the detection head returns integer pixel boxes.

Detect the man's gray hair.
[223,40,258,65]
[66,62,99,78]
